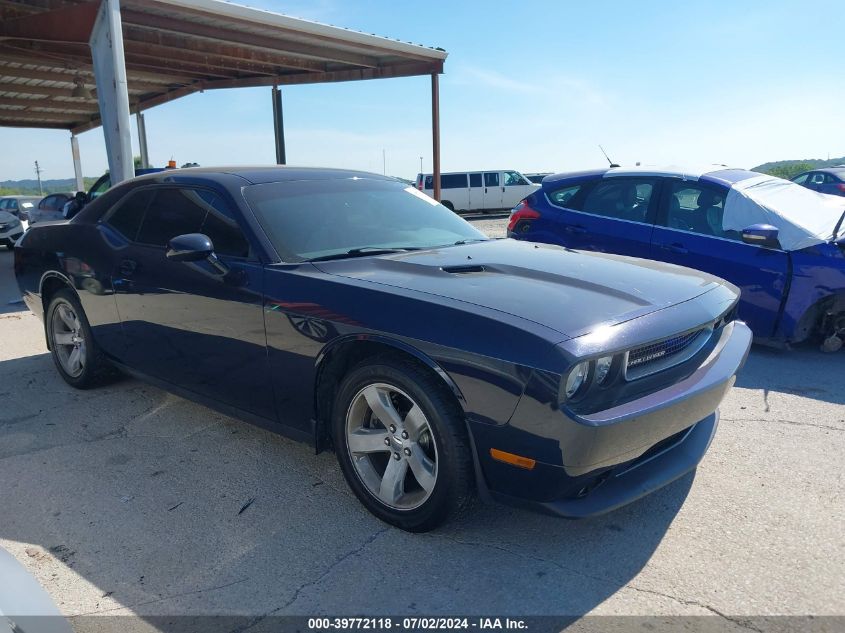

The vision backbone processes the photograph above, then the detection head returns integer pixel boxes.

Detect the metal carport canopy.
[0,0,447,197]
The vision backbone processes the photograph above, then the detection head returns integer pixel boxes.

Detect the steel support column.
[431,73,441,201]
[70,135,84,192]
[136,111,149,169]
[89,0,134,185]
[272,85,286,165]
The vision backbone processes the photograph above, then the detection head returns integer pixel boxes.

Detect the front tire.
[46,289,105,389]
[332,355,474,532]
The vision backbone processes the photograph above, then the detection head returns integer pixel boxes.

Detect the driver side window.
[134,187,250,258]
[662,182,736,240]
[504,171,529,186]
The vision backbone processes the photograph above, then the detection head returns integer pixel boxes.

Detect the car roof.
[542,165,761,187]
[602,164,750,180]
[130,165,397,185]
[814,167,845,174]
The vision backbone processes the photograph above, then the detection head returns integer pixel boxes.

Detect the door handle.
[118,259,138,277]
[484,187,488,193]
[660,243,688,254]
[564,225,587,234]
[501,186,505,192]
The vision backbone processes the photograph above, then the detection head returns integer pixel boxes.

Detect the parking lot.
[0,216,843,627]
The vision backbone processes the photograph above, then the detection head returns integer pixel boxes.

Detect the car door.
[33,195,63,223]
[806,172,826,193]
[546,176,659,258]
[818,173,842,196]
[107,185,276,419]
[468,173,483,211]
[649,178,790,338]
[482,172,503,210]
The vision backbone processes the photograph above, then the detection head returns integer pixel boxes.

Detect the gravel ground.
[0,233,843,628]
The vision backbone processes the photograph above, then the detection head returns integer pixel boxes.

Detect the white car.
[0,211,24,248]
[416,169,539,213]
[0,195,40,221]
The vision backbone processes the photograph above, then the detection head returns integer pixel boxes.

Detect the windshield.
[724,175,845,251]
[243,178,488,262]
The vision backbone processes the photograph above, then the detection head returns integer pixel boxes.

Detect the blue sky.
[2,0,843,181]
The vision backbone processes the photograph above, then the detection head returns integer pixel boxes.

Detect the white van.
[415,170,540,213]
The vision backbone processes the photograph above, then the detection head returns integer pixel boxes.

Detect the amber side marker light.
[490,448,536,470]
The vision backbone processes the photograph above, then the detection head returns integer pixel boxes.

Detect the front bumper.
[0,225,23,243]
[489,412,718,518]
[467,319,751,518]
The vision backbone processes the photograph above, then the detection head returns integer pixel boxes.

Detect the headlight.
[564,361,589,399]
[595,355,613,385]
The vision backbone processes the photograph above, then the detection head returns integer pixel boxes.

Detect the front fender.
[316,333,465,403]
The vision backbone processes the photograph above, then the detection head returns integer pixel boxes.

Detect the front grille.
[626,327,711,379]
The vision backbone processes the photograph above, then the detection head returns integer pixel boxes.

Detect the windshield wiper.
[453,238,489,245]
[307,246,421,262]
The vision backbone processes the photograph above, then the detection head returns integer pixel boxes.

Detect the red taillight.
[507,199,541,233]
[837,183,845,193]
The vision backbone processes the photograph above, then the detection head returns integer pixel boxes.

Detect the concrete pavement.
[0,233,842,628]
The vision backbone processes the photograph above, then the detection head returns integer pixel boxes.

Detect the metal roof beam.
[0,82,102,97]
[0,1,98,44]
[121,10,380,68]
[123,26,328,73]
[0,111,79,123]
[202,60,444,90]
[0,63,169,92]
[0,48,200,85]
[0,96,99,112]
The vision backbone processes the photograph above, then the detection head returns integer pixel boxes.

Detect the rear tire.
[46,289,106,389]
[332,354,474,532]
[441,200,456,213]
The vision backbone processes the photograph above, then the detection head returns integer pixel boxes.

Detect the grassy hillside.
[0,177,98,196]
[752,156,845,180]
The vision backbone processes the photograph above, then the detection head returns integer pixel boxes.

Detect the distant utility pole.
[420,156,423,174]
[34,161,43,195]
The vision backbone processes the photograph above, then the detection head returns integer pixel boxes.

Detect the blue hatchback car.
[509,166,845,350]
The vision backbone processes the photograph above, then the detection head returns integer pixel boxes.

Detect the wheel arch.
[312,334,465,451]
[38,272,78,351]
[792,290,845,343]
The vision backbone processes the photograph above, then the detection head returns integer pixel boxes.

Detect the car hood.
[314,239,733,339]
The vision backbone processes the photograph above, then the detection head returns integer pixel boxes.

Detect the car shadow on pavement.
[0,250,26,316]
[0,351,692,627]
[735,343,845,407]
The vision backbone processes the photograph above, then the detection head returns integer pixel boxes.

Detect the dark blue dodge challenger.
[15,167,752,531]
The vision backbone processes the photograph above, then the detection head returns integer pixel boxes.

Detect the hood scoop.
[442,264,486,274]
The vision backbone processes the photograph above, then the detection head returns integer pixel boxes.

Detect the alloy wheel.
[345,382,438,510]
[51,302,86,377]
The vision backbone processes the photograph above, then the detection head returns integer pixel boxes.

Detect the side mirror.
[166,233,214,262]
[166,233,230,275]
[741,224,781,249]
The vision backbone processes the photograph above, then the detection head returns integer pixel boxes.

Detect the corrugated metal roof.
[0,0,447,132]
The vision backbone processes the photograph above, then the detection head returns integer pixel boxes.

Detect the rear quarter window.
[547,184,583,208]
[104,189,155,240]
